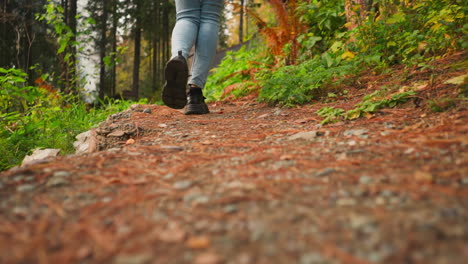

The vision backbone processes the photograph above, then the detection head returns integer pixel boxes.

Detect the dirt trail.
[1,60,467,264]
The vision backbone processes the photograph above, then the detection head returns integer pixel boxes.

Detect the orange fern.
[232,0,307,64]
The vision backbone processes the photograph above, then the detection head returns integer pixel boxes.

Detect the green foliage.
[316,89,416,124]
[427,97,457,112]
[346,89,416,119]
[205,43,272,101]
[351,0,467,66]
[257,55,354,106]
[0,67,141,171]
[316,106,344,124]
[296,0,347,60]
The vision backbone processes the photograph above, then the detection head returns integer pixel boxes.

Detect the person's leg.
[171,0,201,59]
[162,0,201,109]
[188,0,223,89]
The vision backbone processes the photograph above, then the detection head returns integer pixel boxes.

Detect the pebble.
[173,180,193,190]
[337,198,357,206]
[288,131,320,141]
[375,197,386,205]
[223,204,238,214]
[359,175,374,185]
[114,254,152,264]
[55,171,71,178]
[163,173,174,180]
[0,183,3,189]
[143,108,152,114]
[344,128,369,137]
[461,178,468,185]
[184,193,209,204]
[314,168,336,177]
[17,184,36,192]
[299,252,325,264]
[46,177,70,188]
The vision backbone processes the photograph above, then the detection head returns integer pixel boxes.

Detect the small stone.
[17,184,36,192]
[223,204,238,214]
[380,190,395,197]
[404,148,415,154]
[157,224,186,243]
[53,171,71,178]
[314,168,336,177]
[163,173,174,180]
[461,178,468,185]
[184,193,209,204]
[299,252,325,264]
[13,207,30,216]
[336,198,357,206]
[0,183,4,189]
[344,128,369,137]
[22,148,60,167]
[288,131,319,141]
[160,145,184,151]
[107,130,126,137]
[359,175,374,185]
[115,254,152,264]
[46,177,69,188]
[375,197,386,205]
[173,180,193,190]
[143,108,152,114]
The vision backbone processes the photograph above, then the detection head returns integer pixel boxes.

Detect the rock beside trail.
[21,148,61,167]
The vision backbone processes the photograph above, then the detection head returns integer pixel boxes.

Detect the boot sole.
[184,103,210,115]
[162,59,188,109]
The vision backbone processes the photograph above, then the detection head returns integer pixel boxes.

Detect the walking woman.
[162,0,224,115]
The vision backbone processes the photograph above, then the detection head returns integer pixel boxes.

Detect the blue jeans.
[171,0,223,89]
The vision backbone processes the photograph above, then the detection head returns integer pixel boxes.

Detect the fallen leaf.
[280,155,294,160]
[194,252,221,264]
[444,74,467,85]
[414,171,433,183]
[186,236,210,249]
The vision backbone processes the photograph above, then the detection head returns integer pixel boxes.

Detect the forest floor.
[0,53,467,264]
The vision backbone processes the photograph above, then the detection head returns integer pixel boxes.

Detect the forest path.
[1,58,468,263]
[1,99,467,264]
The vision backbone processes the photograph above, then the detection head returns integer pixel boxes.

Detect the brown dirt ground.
[0,53,467,264]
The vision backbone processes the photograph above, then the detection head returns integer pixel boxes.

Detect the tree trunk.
[345,0,367,31]
[132,0,142,98]
[99,0,108,100]
[239,0,244,43]
[111,0,118,97]
[68,0,77,89]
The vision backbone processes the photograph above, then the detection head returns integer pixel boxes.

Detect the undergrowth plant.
[207,0,464,107]
[0,67,142,171]
[316,89,417,124]
[205,42,272,102]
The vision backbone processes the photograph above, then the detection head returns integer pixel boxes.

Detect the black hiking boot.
[184,87,209,115]
[162,51,188,109]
